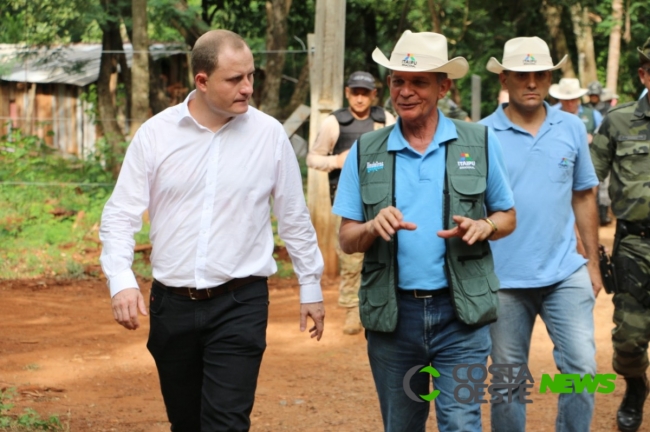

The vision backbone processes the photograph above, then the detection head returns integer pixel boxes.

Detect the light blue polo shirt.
[333,111,514,291]
[480,102,598,288]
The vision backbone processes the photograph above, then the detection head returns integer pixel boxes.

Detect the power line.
[0,181,114,187]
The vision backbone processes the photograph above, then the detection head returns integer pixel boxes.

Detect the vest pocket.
[361,182,391,217]
[448,272,500,325]
[361,262,388,305]
[615,141,650,180]
[449,176,486,219]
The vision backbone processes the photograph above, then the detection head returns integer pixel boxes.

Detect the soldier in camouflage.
[590,36,650,432]
[586,81,611,117]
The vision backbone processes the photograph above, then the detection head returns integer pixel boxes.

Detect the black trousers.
[147,279,269,432]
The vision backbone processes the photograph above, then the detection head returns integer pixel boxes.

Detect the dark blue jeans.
[367,290,491,432]
[147,279,269,432]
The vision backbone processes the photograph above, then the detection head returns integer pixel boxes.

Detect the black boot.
[617,376,649,432]
[599,205,612,226]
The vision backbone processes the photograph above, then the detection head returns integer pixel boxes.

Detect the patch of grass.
[23,364,40,371]
[0,388,68,431]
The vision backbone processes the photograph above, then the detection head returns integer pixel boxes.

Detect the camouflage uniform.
[591,94,650,377]
[439,95,469,120]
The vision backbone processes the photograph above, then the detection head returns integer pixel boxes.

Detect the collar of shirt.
[176,90,241,132]
[634,94,650,118]
[491,101,563,135]
[387,109,458,155]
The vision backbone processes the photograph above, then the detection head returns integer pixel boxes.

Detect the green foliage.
[0,0,103,44]
[0,129,122,279]
[0,388,67,431]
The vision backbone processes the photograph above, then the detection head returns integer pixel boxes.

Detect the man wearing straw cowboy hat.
[591,36,650,432]
[550,78,603,143]
[480,37,601,432]
[332,30,516,431]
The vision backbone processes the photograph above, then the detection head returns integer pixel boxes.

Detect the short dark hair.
[191,30,247,76]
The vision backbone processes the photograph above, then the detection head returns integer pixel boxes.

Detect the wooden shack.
[0,43,190,158]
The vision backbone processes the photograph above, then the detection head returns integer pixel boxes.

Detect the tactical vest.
[328,107,387,200]
[579,106,597,134]
[357,120,500,332]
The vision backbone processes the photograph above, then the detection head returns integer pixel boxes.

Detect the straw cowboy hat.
[487,36,567,73]
[372,30,469,79]
[549,78,588,100]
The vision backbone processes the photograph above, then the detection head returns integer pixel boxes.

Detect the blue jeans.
[367,290,491,432]
[490,265,596,432]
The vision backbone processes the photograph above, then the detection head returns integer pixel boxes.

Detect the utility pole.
[308,0,346,278]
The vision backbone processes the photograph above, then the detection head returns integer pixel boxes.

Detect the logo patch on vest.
[367,161,384,173]
[558,157,570,168]
[457,152,476,170]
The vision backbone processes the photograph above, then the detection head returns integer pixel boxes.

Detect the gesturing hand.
[369,206,417,241]
[437,215,493,245]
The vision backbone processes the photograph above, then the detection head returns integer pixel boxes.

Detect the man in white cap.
[307,71,395,335]
[480,37,602,432]
[332,30,516,431]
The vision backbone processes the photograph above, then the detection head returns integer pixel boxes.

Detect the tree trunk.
[131,0,149,134]
[149,57,169,115]
[606,0,623,93]
[570,3,597,86]
[171,0,210,49]
[97,2,126,178]
[542,1,576,78]
[427,0,442,33]
[259,0,292,119]
[283,60,310,119]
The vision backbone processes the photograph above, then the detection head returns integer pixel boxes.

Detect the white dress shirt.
[100,91,324,303]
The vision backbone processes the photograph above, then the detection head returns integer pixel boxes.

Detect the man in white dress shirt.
[99,30,325,432]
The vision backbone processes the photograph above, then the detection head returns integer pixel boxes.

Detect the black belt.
[399,288,450,299]
[617,220,650,239]
[153,276,267,300]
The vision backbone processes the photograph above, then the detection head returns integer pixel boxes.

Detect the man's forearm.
[573,188,600,264]
[339,218,379,254]
[485,208,516,241]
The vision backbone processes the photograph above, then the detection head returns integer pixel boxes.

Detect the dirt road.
[1,224,648,431]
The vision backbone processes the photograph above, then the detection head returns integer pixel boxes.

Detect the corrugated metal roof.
[0,43,187,87]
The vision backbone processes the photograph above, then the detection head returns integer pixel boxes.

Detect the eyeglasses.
[642,67,650,75]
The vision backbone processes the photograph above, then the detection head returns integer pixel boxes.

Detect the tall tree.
[570,3,598,86]
[606,0,623,93]
[541,0,576,78]
[97,0,127,177]
[259,0,292,119]
[131,0,149,134]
